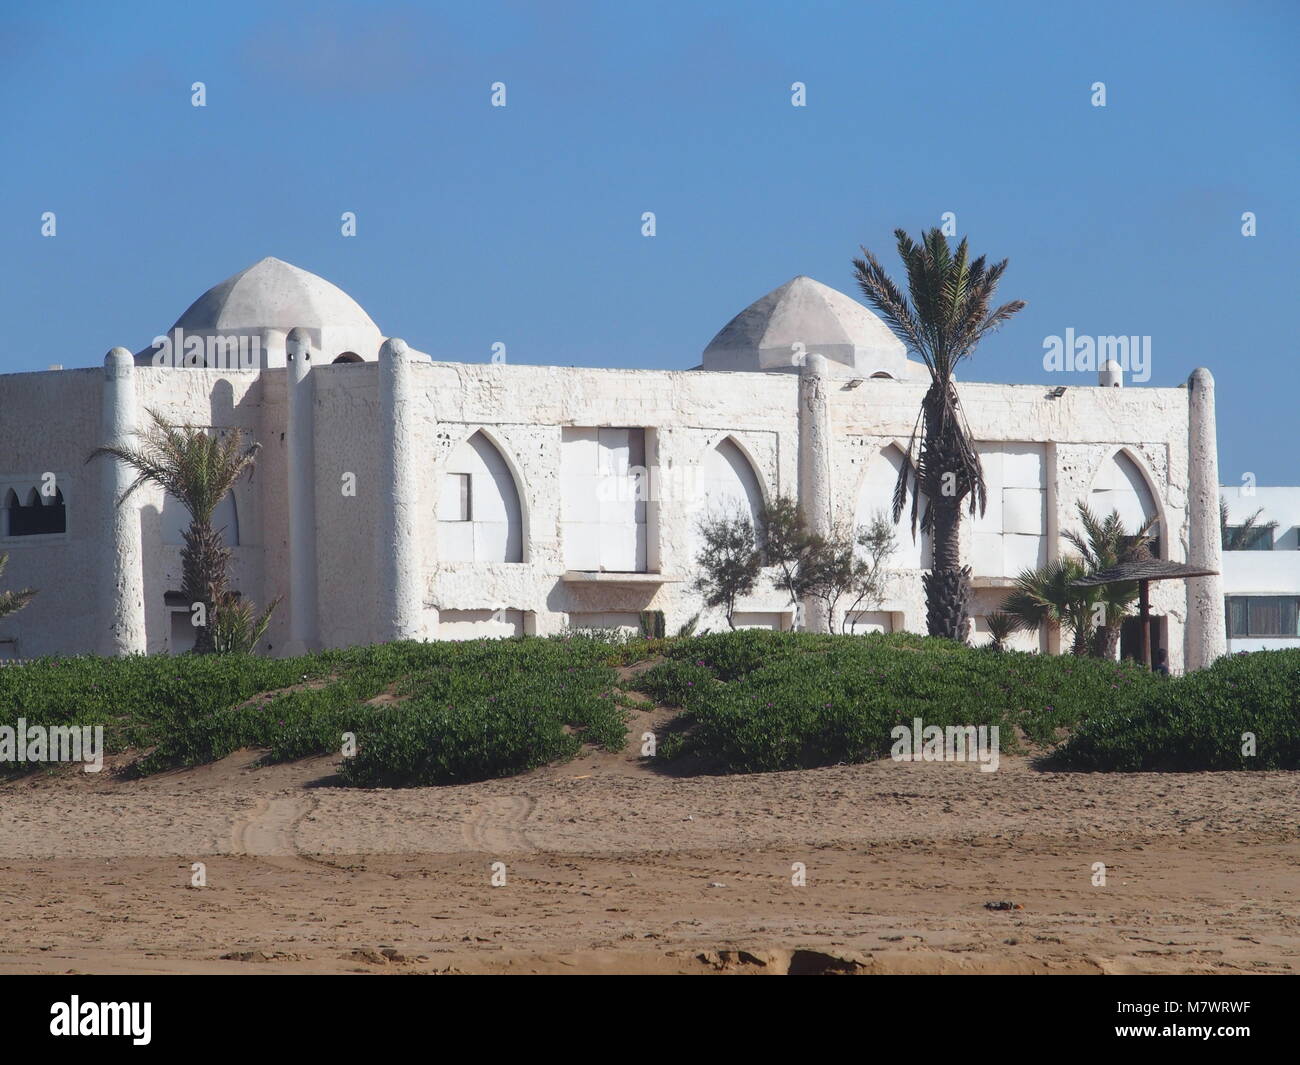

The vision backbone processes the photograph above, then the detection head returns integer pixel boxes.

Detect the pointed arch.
[854,442,931,569]
[696,435,766,524]
[687,435,767,570]
[1088,447,1165,557]
[437,429,526,563]
[5,484,66,536]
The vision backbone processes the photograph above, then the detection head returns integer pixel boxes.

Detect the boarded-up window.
[561,428,647,572]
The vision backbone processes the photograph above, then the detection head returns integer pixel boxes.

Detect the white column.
[284,327,320,653]
[261,327,286,370]
[798,353,832,632]
[377,337,422,641]
[1185,367,1226,671]
[101,348,146,655]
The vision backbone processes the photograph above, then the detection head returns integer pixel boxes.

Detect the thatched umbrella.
[1073,542,1218,670]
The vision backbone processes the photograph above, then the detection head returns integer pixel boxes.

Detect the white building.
[0,258,1227,671]
[1220,486,1300,652]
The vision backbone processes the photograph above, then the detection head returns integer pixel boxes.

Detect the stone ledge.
[560,571,684,585]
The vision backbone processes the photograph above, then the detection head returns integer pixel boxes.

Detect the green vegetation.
[0,552,36,619]
[0,633,1295,784]
[998,503,1158,657]
[1049,649,1300,771]
[0,638,630,785]
[639,630,1158,771]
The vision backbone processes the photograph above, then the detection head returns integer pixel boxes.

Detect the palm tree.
[853,229,1025,640]
[984,611,1015,652]
[1219,497,1274,551]
[1000,558,1097,656]
[0,553,36,619]
[1063,502,1157,659]
[89,411,262,654]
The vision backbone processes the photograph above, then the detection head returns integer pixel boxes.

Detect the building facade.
[0,258,1227,671]
[1220,485,1300,653]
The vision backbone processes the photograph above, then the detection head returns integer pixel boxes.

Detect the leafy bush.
[3,631,1292,785]
[1051,649,1300,770]
[0,652,313,776]
[339,672,624,787]
[634,659,718,708]
[0,637,629,785]
[653,629,1157,771]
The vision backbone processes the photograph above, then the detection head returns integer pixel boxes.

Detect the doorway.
[1120,614,1165,666]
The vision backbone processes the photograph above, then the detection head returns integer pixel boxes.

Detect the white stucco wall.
[0,346,1218,669]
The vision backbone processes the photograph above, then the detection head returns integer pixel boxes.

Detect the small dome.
[137,257,383,367]
[701,275,918,377]
[174,257,378,334]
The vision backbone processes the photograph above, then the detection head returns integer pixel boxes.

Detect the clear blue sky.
[2,0,1296,484]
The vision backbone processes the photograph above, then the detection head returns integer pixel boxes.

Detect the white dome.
[138,257,384,366]
[175,257,378,334]
[701,275,921,378]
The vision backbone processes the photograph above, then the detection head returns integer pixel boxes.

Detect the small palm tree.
[853,229,1025,640]
[1000,558,1097,656]
[1063,503,1157,659]
[89,411,264,654]
[209,591,281,654]
[984,611,1015,652]
[0,553,36,619]
[1219,497,1274,551]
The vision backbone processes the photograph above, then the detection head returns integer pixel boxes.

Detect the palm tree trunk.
[1071,624,1091,656]
[1092,622,1121,659]
[919,385,974,642]
[181,520,229,655]
[924,499,970,641]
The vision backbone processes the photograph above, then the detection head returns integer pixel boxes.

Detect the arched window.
[688,437,765,568]
[1090,450,1161,555]
[698,438,764,524]
[162,492,240,546]
[5,485,66,536]
[438,431,524,563]
[856,444,930,569]
[690,436,763,539]
[332,352,363,364]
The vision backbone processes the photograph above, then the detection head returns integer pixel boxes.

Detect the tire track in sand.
[230,795,323,869]
[462,795,537,853]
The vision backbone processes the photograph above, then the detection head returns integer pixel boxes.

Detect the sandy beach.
[2,736,1296,975]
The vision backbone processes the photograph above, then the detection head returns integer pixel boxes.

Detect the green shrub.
[3,631,1291,785]
[634,659,718,708]
[1051,649,1300,770]
[339,660,626,786]
[653,629,1157,772]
